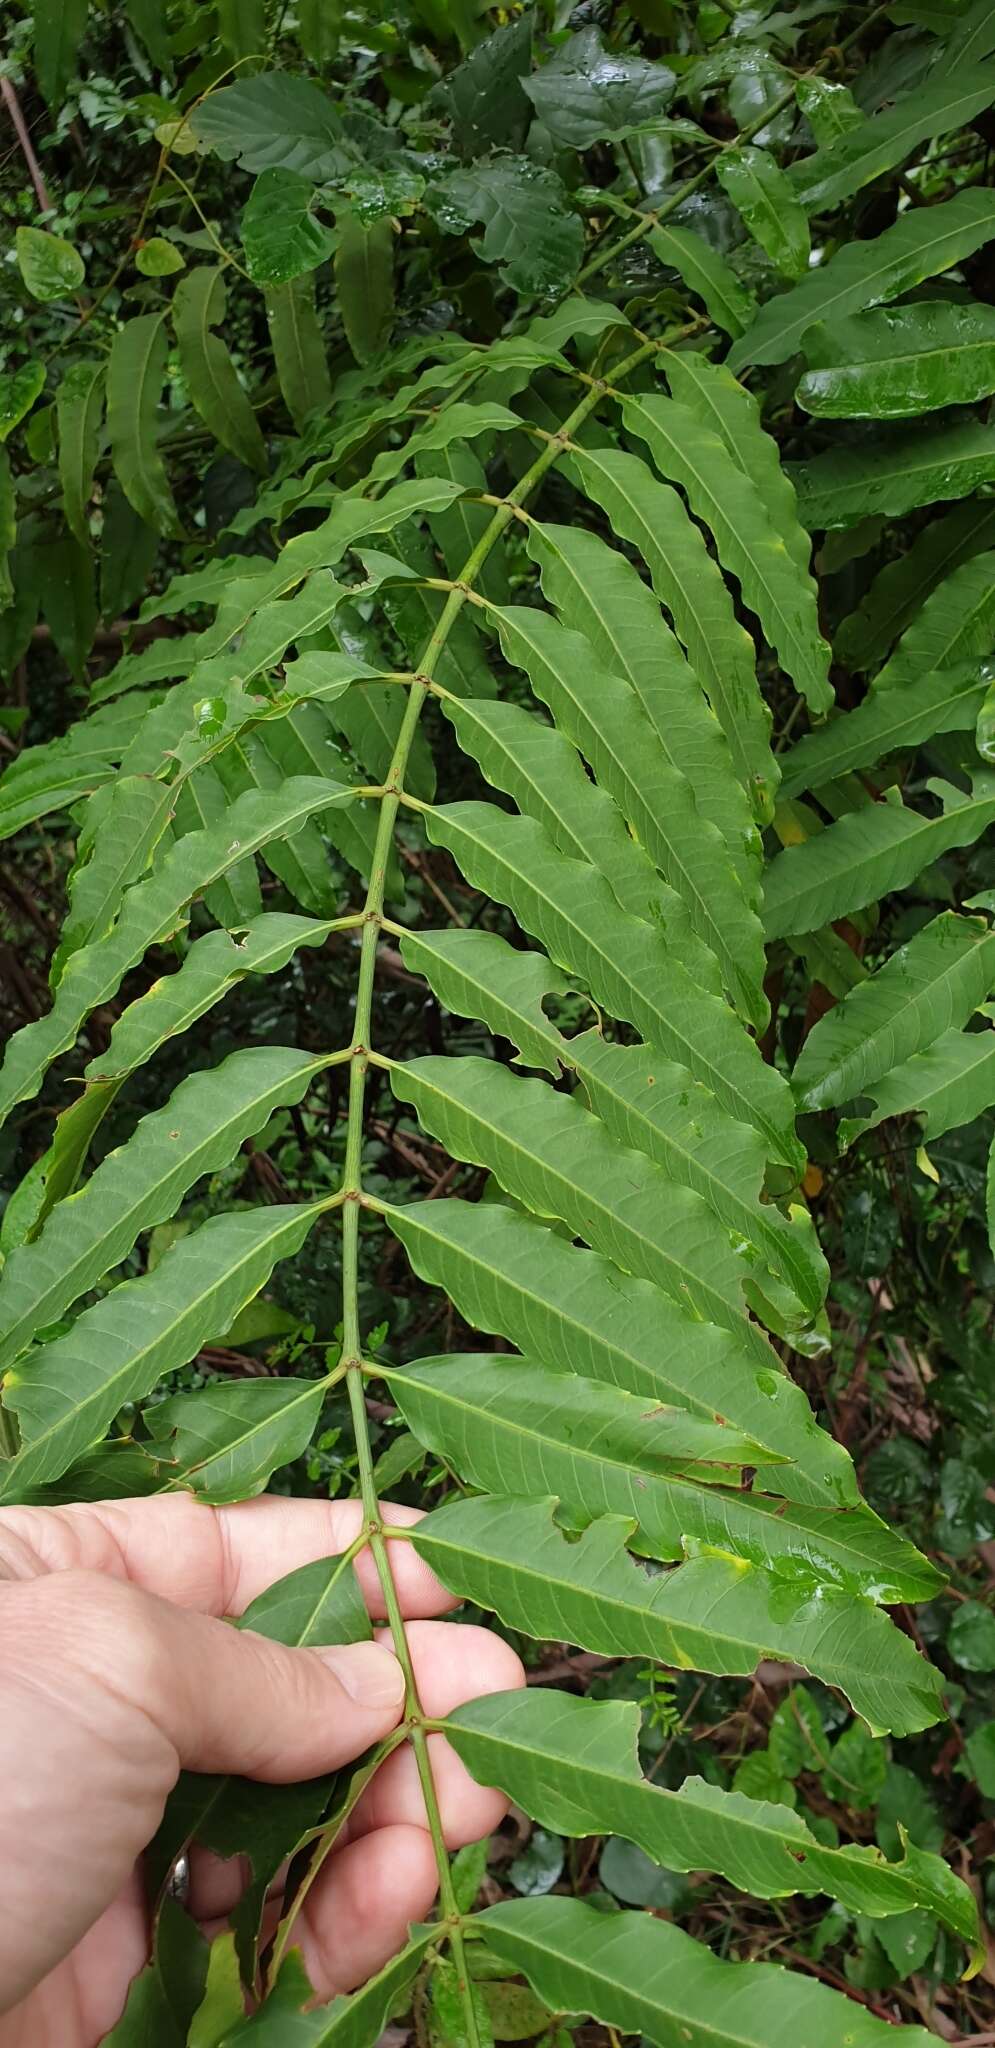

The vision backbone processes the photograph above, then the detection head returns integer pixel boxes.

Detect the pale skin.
[0,1492,525,2047]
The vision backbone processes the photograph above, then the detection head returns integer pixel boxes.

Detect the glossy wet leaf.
[427,158,583,296]
[789,64,995,213]
[522,27,674,146]
[243,168,337,285]
[0,361,45,443]
[730,188,995,371]
[716,145,809,278]
[797,301,995,419]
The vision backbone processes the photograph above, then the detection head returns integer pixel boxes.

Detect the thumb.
[0,1568,405,2012]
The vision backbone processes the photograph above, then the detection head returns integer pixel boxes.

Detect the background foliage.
[6,0,995,2042]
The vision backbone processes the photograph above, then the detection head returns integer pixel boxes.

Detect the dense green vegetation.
[6,0,995,2040]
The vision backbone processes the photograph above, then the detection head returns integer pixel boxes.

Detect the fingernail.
[317,1641,405,1708]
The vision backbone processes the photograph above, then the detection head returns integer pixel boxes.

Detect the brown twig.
[1,75,52,214]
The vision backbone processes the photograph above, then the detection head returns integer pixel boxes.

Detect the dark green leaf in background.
[192,72,354,179]
[106,313,178,534]
[173,268,269,474]
[32,0,89,108]
[334,210,394,366]
[522,27,675,146]
[0,363,45,443]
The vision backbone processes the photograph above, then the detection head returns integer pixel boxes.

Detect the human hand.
[0,1491,524,2047]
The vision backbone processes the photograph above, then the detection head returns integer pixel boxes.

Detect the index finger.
[0,1493,455,1619]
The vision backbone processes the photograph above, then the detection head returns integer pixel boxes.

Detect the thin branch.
[1,75,52,215]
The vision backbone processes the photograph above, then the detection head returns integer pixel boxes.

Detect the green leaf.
[210,729,344,917]
[173,268,268,474]
[0,695,154,844]
[422,803,802,1170]
[124,0,173,70]
[106,313,178,535]
[243,168,337,285]
[716,145,810,278]
[412,1495,940,1732]
[217,0,266,61]
[0,778,354,1128]
[16,224,86,302]
[797,300,995,419]
[32,0,89,108]
[478,1897,936,2045]
[145,1377,326,1501]
[779,663,989,798]
[135,236,185,277]
[151,1548,373,1990]
[768,1688,831,1778]
[187,1935,244,2048]
[764,779,995,940]
[824,1723,888,1811]
[795,76,864,146]
[552,458,775,828]
[56,359,104,545]
[390,1054,763,1340]
[101,1897,209,2048]
[237,1550,371,1648]
[484,602,767,1028]
[390,1349,786,1485]
[791,413,995,527]
[391,1357,943,1631]
[790,65,995,213]
[729,187,995,372]
[0,1202,326,1501]
[52,772,175,983]
[624,392,832,713]
[839,1023,995,1150]
[523,28,674,146]
[873,549,995,691]
[931,0,995,65]
[387,1189,847,1505]
[663,351,815,592]
[836,502,995,674]
[0,454,13,609]
[265,275,333,430]
[648,223,755,338]
[428,158,583,296]
[444,1688,978,1944]
[40,532,96,682]
[949,1598,995,1671]
[192,72,352,179]
[441,696,686,931]
[0,361,46,443]
[334,210,394,366]
[398,928,827,1330]
[223,1930,437,2045]
[87,911,337,1089]
[963,1718,995,1796]
[433,13,532,154]
[100,487,158,622]
[793,912,995,1112]
[0,1044,328,1373]
[370,399,519,490]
